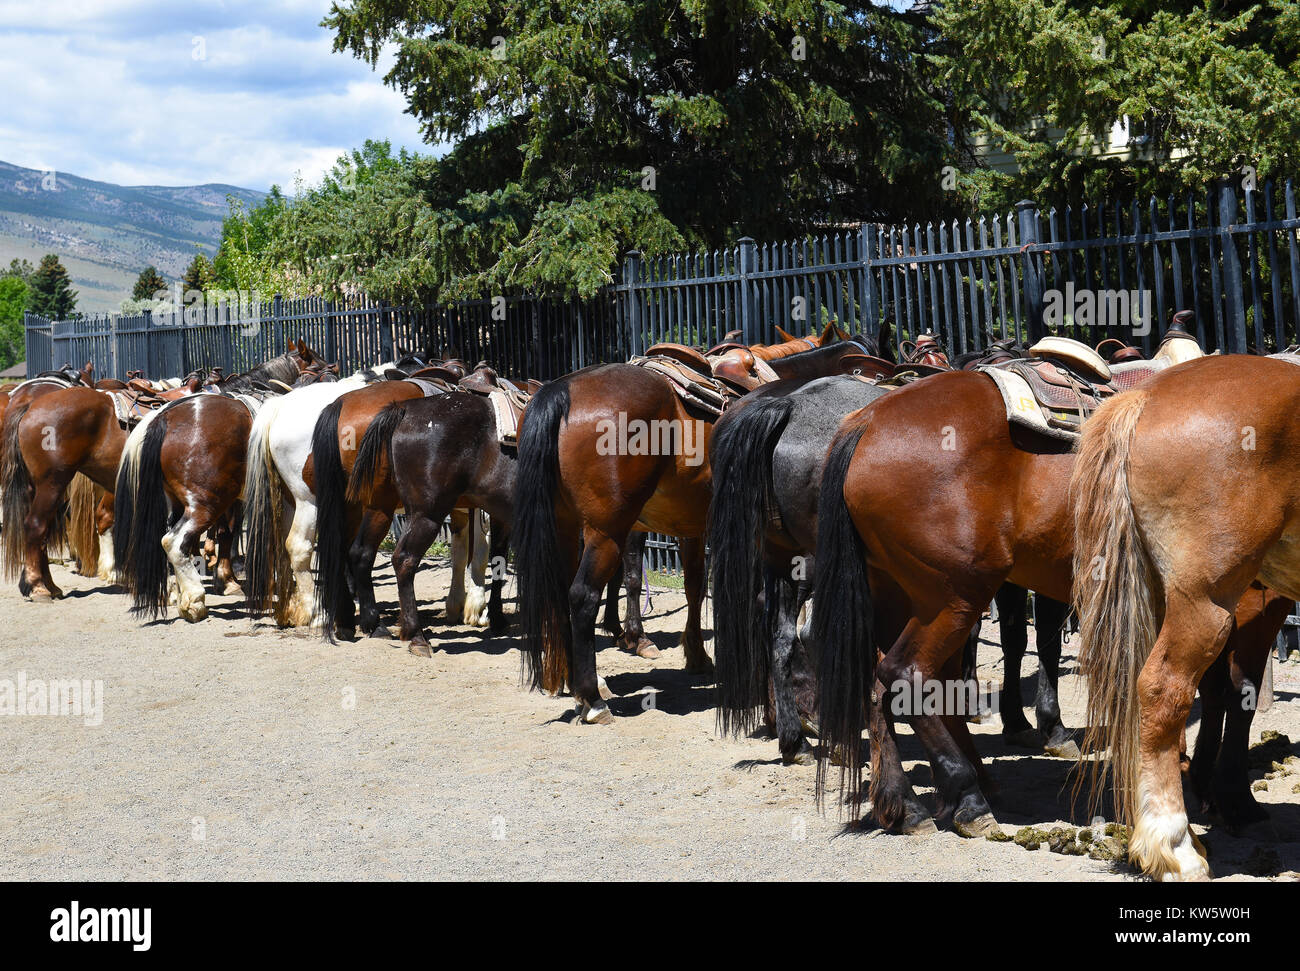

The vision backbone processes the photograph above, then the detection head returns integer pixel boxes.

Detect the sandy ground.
[4,553,1300,882]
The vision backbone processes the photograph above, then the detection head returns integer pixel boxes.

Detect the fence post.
[1218,180,1247,353]
[623,250,644,357]
[738,236,759,345]
[858,224,876,340]
[1017,200,1044,345]
[272,294,283,354]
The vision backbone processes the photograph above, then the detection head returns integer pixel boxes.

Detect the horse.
[1070,352,1300,880]
[341,381,655,659]
[111,346,331,621]
[305,357,488,641]
[513,331,888,725]
[810,335,1293,860]
[241,352,430,628]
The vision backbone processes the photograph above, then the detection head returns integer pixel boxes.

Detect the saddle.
[979,322,1206,442]
[631,344,742,417]
[457,365,535,447]
[107,374,202,427]
[899,332,952,376]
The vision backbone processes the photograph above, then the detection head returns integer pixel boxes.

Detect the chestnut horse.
[1071,353,1300,880]
[810,342,1279,853]
[513,332,887,725]
[111,346,332,620]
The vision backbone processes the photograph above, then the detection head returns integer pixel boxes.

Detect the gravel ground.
[4,554,1300,881]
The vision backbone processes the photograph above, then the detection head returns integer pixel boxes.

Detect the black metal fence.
[23,175,1300,575]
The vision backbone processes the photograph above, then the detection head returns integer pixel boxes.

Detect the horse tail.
[811,417,873,816]
[65,472,104,578]
[512,380,571,694]
[310,396,353,641]
[708,395,795,737]
[1,403,32,580]
[113,409,172,616]
[242,396,289,617]
[1070,389,1159,832]
[346,401,405,506]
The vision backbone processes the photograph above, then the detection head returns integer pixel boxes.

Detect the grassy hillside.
[0,160,265,312]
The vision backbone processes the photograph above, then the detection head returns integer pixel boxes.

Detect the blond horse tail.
[65,472,105,577]
[1070,389,1159,832]
[241,397,290,619]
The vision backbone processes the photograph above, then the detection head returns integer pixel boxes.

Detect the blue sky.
[0,0,434,191]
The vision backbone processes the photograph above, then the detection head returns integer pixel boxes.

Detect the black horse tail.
[811,418,873,817]
[311,396,353,641]
[0,403,31,581]
[346,402,405,506]
[511,380,571,694]
[708,395,795,738]
[114,409,172,616]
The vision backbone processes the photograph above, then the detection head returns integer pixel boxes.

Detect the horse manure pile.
[1249,730,1298,793]
[994,823,1129,862]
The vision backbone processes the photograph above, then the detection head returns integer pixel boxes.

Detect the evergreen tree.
[181,252,216,295]
[0,275,28,370]
[132,265,169,301]
[27,254,78,320]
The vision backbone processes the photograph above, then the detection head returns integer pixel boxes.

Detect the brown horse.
[810,339,1281,854]
[1071,352,1300,880]
[111,346,330,620]
[513,331,886,725]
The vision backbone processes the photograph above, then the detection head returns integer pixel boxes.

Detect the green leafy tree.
[0,275,28,370]
[2,259,34,283]
[27,254,77,320]
[212,188,304,297]
[933,0,1300,208]
[132,265,169,301]
[315,1,952,299]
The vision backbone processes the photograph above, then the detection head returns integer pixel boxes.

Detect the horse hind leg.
[678,536,714,675]
[283,499,319,628]
[615,531,656,658]
[22,476,70,600]
[568,528,627,724]
[1129,595,1235,882]
[446,508,470,622]
[770,573,813,765]
[462,509,491,627]
[161,510,210,622]
[994,584,1035,745]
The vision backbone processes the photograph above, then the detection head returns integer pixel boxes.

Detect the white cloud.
[0,1,440,190]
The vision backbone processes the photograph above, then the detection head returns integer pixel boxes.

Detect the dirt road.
[4,556,1299,880]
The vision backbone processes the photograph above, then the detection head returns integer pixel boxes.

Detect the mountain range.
[0,159,265,312]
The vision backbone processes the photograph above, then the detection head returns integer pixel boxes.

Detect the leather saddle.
[980,320,1205,441]
[458,364,537,447]
[108,374,203,427]
[899,332,952,376]
[632,343,745,416]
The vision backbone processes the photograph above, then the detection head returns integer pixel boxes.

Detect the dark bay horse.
[514,334,887,725]
[111,347,330,620]
[306,358,474,640]
[809,347,1281,847]
[343,386,655,659]
[1071,353,1300,879]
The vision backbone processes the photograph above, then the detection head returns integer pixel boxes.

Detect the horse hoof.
[1004,728,1041,749]
[222,582,243,597]
[597,676,614,701]
[180,604,208,623]
[684,657,715,676]
[28,588,54,603]
[953,813,1001,839]
[901,817,939,836]
[408,641,433,659]
[580,701,614,725]
[634,640,660,660]
[1043,739,1081,760]
[800,717,821,739]
[368,626,393,640]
